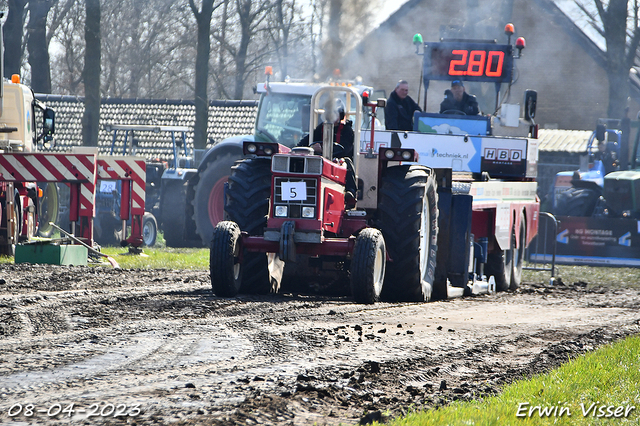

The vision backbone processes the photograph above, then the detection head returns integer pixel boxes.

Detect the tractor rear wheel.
[225,158,282,294]
[210,221,242,297]
[161,183,191,247]
[350,228,386,304]
[554,187,600,217]
[378,166,439,302]
[192,152,241,245]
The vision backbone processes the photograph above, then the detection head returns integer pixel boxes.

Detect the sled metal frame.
[524,212,558,284]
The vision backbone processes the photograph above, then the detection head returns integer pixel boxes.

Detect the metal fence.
[525,212,559,285]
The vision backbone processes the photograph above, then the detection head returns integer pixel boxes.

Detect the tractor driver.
[298,101,357,207]
[439,80,480,115]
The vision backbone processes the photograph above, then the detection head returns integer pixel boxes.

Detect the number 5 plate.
[282,181,307,201]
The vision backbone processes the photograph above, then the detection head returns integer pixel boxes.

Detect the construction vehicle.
[209,24,540,302]
[531,121,640,266]
[0,13,148,257]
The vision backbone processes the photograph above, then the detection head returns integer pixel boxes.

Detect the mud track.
[1,263,639,425]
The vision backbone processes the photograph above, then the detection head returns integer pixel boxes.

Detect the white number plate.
[100,180,117,193]
[282,181,307,201]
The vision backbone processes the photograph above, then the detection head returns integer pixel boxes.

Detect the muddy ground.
[1,264,639,425]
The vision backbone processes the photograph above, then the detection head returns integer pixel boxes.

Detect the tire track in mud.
[2,265,640,425]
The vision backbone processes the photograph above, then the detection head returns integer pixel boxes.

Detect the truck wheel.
[485,246,513,292]
[511,217,526,289]
[350,228,386,304]
[142,212,158,247]
[210,221,242,297]
[378,166,439,302]
[0,198,20,256]
[192,152,241,246]
[37,182,59,238]
[162,183,191,247]
[226,158,281,294]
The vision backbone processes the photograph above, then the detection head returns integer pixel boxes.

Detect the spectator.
[439,80,480,115]
[385,80,422,131]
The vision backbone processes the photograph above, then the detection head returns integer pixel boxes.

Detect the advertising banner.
[530,215,640,267]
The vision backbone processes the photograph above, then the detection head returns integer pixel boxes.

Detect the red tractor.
[210,86,439,303]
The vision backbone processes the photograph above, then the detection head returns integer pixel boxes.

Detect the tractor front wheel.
[210,221,242,297]
[350,228,386,304]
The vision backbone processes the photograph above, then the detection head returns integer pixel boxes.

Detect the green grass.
[385,336,640,426]
[99,246,209,269]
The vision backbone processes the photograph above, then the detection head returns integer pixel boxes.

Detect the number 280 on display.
[449,49,504,77]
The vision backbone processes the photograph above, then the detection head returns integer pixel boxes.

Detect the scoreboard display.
[423,42,514,84]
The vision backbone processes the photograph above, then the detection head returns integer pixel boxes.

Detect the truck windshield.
[256,93,310,147]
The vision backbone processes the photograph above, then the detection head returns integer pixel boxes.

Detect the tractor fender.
[196,135,253,174]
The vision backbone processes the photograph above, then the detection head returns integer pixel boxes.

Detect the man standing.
[439,80,480,115]
[385,80,422,131]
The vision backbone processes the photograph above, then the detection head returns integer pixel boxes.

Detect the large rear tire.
[210,221,242,297]
[378,166,439,302]
[554,187,600,217]
[350,228,386,304]
[225,158,282,294]
[161,183,191,248]
[192,152,241,245]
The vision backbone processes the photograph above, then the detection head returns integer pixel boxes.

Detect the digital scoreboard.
[423,42,514,84]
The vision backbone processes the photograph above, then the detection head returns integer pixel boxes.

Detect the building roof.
[537,128,593,153]
[36,95,258,162]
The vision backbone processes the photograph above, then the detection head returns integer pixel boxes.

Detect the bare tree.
[4,0,27,78]
[189,0,221,149]
[50,0,84,94]
[82,0,100,147]
[213,0,273,99]
[27,0,54,93]
[577,0,640,118]
[266,0,310,79]
[101,0,193,98]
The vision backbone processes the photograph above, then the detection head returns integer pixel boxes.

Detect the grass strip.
[386,335,640,425]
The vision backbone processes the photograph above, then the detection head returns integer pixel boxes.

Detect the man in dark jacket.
[439,80,480,115]
[385,80,422,131]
